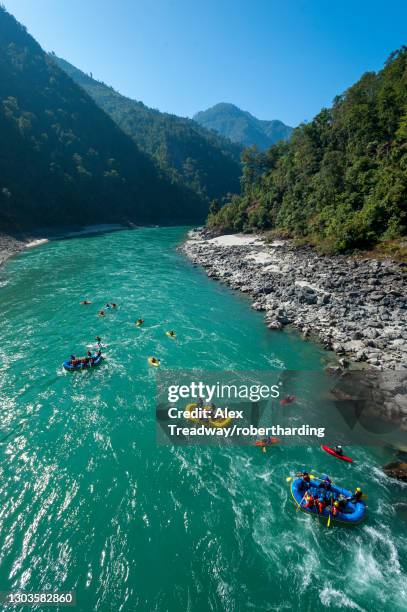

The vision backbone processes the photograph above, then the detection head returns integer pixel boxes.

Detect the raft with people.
[63,353,103,371]
[291,474,366,526]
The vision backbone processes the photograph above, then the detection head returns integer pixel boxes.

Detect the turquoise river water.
[0,227,406,611]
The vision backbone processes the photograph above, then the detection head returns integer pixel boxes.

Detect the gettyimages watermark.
[155,369,407,447]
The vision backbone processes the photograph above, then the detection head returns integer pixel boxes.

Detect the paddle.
[310,471,335,484]
[286,473,316,483]
[296,491,309,512]
[327,511,332,528]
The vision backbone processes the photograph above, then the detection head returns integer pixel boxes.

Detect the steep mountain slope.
[53,56,242,203]
[207,49,407,253]
[193,103,293,150]
[0,7,205,230]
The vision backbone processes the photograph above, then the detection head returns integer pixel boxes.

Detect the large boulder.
[383,461,407,482]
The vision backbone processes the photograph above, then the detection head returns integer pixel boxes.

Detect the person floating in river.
[111,303,117,309]
[98,310,105,317]
[135,318,144,327]
[80,300,92,305]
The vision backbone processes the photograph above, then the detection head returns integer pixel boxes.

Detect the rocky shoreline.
[0,233,29,267]
[182,229,407,370]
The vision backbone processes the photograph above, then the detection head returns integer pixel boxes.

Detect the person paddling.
[318,475,332,492]
[303,492,315,509]
[333,445,344,456]
[298,471,311,492]
[317,496,327,514]
[331,500,340,517]
[349,487,363,503]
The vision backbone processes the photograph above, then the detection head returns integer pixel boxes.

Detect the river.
[0,227,405,611]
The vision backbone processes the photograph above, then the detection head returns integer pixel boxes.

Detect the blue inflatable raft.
[63,355,103,371]
[291,477,366,525]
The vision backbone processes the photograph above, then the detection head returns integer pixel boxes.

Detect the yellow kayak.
[185,403,232,428]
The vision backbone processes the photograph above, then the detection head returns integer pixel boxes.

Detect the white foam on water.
[320,585,365,610]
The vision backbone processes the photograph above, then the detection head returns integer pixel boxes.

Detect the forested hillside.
[207,49,407,253]
[0,7,206,230]
[53,56,242,204]
[194,103,292,150]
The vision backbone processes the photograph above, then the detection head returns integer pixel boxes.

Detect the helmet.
[334,501,339,507]
[356,487,361,493]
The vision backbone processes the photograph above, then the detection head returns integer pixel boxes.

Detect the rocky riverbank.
[182,229,407,370]
[0,233,29,267]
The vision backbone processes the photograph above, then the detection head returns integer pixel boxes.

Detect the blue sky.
[4,0,406,126]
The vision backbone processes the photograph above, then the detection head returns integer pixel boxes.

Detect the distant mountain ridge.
[53,56,242,203]
[193,103,293,150]
[0,6,207,229]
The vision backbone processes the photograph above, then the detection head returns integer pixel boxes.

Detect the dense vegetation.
[194,103,292,150]
[54,56,242,205]
[0,6,207,230]
[208,50,407,253]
